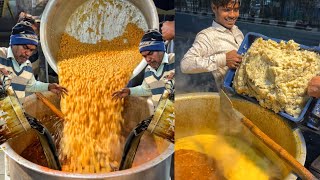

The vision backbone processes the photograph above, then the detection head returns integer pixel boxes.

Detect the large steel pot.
[40,0,159,73]
[175,92,306,180]
[2,92,173,180]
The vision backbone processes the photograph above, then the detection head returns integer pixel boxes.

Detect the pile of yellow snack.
[233,38,320,117]
[57,23,144,173]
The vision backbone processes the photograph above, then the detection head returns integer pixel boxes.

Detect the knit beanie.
[139,30,165,53]
[9,21,38,46]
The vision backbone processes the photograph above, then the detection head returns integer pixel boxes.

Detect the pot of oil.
[2,92,173,179]
[175,92,306,180]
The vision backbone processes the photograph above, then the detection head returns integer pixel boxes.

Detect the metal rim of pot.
[175,92,307,180]
[40,0,159,74]
[2,142,174,178]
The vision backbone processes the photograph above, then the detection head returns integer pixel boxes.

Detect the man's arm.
[129,80,152,96]
[113,79,152,99]
[26,75,68,97]
[180,32,226,74]
[25,74,49,92]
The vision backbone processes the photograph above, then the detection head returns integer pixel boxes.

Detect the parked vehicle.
[249,4,260,17]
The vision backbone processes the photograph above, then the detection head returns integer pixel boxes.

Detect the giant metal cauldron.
[2,92,173,179]
[175,92,306,180]
[40,0,159,73]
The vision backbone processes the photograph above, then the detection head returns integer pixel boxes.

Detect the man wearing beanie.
[0,21,67,103]
[113,30,175,107]
[17,12,42,78]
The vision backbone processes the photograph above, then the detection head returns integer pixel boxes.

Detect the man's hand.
[48,83,68,97]
[164,72,175,81]
[0,68,11,87]
[112,88,130,99]
[161,21,175,41]
[0,68,9,76]
[226,50,242,69]
[308,76,320,98]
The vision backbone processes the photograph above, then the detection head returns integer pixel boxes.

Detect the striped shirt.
[130,52,175,107]
[180,20,244,87]
[0,47,49,102]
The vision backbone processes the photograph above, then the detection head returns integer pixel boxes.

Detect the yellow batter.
[175,134,281,180]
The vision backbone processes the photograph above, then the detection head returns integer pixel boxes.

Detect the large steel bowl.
[2,92,173,180]
[40,0,159,73]
[175,92,306,180]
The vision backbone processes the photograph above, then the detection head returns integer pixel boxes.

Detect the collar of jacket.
[211,20,239,33]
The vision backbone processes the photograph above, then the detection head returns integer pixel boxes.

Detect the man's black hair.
[211,0,240,7]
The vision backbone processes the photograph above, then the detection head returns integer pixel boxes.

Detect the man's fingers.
[231,62,239,69]
[112,92,121,99]
[62,90,68,96]
[61,86,68,92]
[61,88,68,96]
[0,68,9,76]
[112,91,119,97]
[112,89,129,99]
[54,85,68,96]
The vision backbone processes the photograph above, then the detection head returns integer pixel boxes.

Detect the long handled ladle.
[220,90,317,180]
[35,92,64,119]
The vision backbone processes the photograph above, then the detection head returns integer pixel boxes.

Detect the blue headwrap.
[139,30,165,52]
[9,21,38,46]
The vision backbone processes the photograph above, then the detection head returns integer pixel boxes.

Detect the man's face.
[212,2,240,29]
[11,44,37,64]
[141,51,164,69]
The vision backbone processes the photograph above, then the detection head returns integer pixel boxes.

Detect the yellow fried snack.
[57,23,144,173]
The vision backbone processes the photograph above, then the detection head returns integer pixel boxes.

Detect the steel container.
[2,92,173,180]
[175,92,306,180]
[40,0,159,73]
